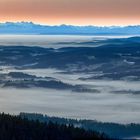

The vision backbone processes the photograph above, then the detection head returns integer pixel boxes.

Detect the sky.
[0,0,140,26]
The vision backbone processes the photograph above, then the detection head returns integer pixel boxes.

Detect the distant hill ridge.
[0,22,140,35]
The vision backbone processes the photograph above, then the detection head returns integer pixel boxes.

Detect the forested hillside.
[0,113,109,140]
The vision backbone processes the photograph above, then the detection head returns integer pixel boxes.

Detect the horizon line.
[1,21,140,27]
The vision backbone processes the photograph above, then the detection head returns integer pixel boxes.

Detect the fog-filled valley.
[0,35,140,139]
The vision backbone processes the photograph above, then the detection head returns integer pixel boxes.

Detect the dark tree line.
[20,113,140,139]
[0,113,109,140]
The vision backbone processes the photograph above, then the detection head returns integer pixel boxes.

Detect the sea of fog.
[0,35,134,48]
[0,68,140,124]
[0,35,140,124]
[0,88,140,124]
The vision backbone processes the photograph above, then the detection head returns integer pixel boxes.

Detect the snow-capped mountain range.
[0,22,140,35]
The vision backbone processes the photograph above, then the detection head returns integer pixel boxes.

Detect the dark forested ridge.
[0,113,109,140]
[20,113,140,139]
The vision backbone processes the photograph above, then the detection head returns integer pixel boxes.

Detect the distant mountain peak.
[0,22,140,35]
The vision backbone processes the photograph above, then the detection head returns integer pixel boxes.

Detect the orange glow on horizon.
[1,18,140,26]
[0,0,140,26]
